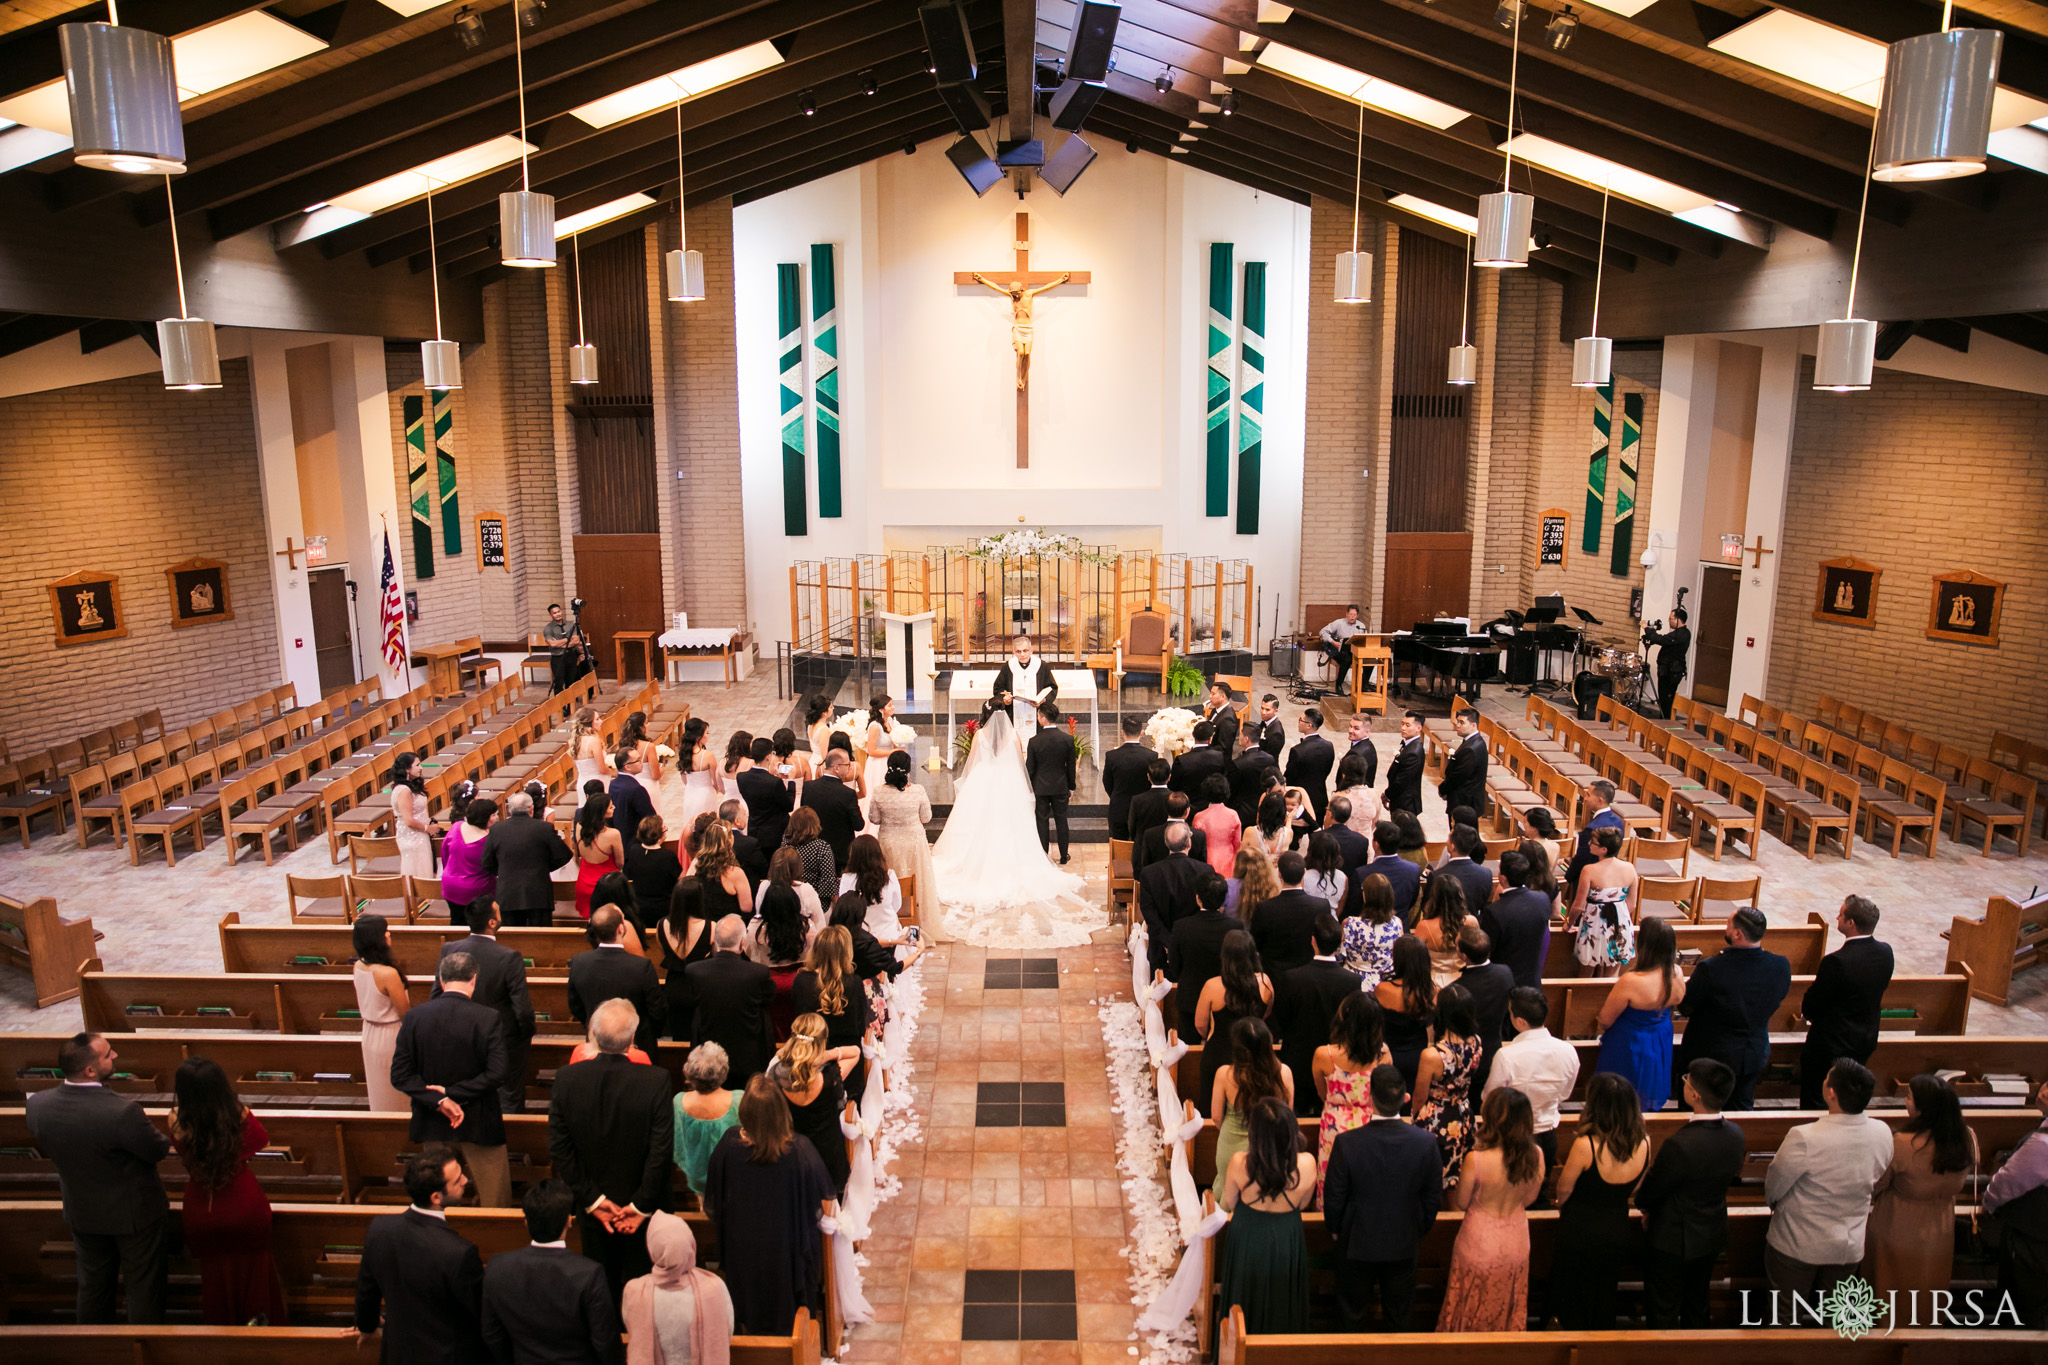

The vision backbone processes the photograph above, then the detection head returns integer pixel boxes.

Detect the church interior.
[1,0,2047,1356]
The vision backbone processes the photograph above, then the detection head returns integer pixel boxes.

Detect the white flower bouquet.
[1142,707,1203,757]
[830,712,918,754]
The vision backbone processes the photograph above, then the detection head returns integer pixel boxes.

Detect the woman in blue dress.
[1592,916,1686,1111]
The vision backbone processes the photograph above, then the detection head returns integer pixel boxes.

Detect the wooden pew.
[0,1032,695,1108]
[1945,893,2048,1007]
[0,1202,840,1353]
[0,1315,819,1365]
[77,968,586,1037]
[1217,1313,2043,1365]
[1541,972,1972,1041]
[0,894,99,1008]
[1539,913,1828,979]
[1171,1032,2042,1111]
[0,1108,703,1207]
[217,912,672,976]
[1185,1105,2045,1192]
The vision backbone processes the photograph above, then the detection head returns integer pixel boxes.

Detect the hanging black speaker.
[1062,1,1121,82]
[920,1,977,83]
[946,136,1003,195]
[1049,77,1106,131]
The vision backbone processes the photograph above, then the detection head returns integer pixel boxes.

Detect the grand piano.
[1392,619,1501,701]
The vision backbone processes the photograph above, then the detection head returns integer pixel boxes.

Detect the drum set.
[1580,639,1647,708]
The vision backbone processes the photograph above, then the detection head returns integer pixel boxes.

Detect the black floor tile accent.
[983,957,1061,989]
[962,1269,1078,1341]
[974,1082,1067,1128]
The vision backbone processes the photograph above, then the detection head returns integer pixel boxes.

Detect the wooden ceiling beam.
[0,0,267,98]
[1003,0,1037,139]
[1769,0,2048,104]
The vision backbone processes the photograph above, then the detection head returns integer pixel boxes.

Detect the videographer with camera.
[544,601,593,695]
[1641,606,1692,719]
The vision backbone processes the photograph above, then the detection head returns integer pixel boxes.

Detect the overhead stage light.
[1219,89,1236,114]
[1156,67,1173,95]
[800,88,816,116]
[569,234,597,386]
[666,106,704,302]
[1816,130,1878,391]
[1448,232,1476,385]
[1477,1,1533,267]
[1571,183,1612,387]
[1546,7,1578,52]
[421,186,460,391]
[59,21,184,174]
[514,0,544,29]
[155,175,219,390]
[454,6,485,51]
[1336,96,1372,304]
[1125,137,1140,153]
[1494,1,1524,31]
[861,69,879,96]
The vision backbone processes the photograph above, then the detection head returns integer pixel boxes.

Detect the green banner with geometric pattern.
[1610,390,1642,578]
[1583,380,1611,557]
[404,394,434,579]
[778,261,807,538]
[1205,242,1234,519]
[810,243,841,520]
[434,390,459,554]
[1235,260,1266,537]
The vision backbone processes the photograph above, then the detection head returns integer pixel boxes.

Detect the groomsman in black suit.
[1344,712,1379,788]
[1438,708,1488,815]
[1322,1064,1443,1331]
[799,750,865,868]
[480,1180,620,1365]
[391,953,513,1207]
[1202,681,1241,755]
[1676,906,1792,1111]
[1637,1060,1746,1328]
[1127,757,1174,855]
[1229,728,1279,825]
[1099,715,1155,841]
[1283,709,1335,825]
[435,902,537,1117]
[735,736,792,851]
[1252,694,1288,759]
[1026,702,1078,864]
[682,917,776,1081]
[1170,721,1227,797]
[1798,896,1895,1110]
[1384,712,1426,817]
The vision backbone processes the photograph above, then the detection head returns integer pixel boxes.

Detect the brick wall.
[383,274,563,648]
[1296,196,1388,626]
[655,200,748,629]
[0,358,280,751]
[1767,359,2048,752]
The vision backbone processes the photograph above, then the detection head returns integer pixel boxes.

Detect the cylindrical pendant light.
[1571,183,1612,387]
[156,174,219,390]
[666,103,706,302]
[61,11,185,175]
[498,17,556,267]
[1873,26,2003,182]
[569,233,598,385]
[421,186,462,391]
[1448,235,1477,385]
[1476,0,1534,268]
[1815,127,1879,392]
[1335,96,1372,303]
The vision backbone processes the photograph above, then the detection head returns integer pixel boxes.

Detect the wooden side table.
[614,631,659,684]
[414,643,467,701]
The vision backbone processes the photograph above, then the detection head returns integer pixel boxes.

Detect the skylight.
[377,0,450,14]
[1577,0,1657,14]
[1256,42,1469,130]
[1501,133,1713,214]
[568,40,785,129]
[554,192,657,237]
[327,135,535,215]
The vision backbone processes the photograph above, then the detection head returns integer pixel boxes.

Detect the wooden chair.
[349,834,404,877]
[521,633,556,686]
[1118,605,1172,693]
[68,762,124,850]
[287,873,353,924]
[1624,833,1688,880]
[1783,759,1856,859]
[1862,758,1942,859]
[222,773,295,866]
[346,874,413,924]
[136,709,166,743]
[123,773,205,868]
[408,877,456,924]
[1688,767,1763,861]
[456,636,503,689]
[1636,875,1701,922]
[1108,838,1136,924]
[1953,762,2035,857]
[1695,872,1763,921]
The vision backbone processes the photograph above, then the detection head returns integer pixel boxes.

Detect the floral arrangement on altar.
[963,527,1111,564]
[952,718,980,763]
[1142,706,1203,757]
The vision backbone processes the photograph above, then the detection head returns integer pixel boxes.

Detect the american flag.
[378,531,407,672]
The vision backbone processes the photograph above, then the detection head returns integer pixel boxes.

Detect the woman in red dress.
[170,1057,287,1325]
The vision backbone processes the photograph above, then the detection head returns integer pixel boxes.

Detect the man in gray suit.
[24,1032,173,1323]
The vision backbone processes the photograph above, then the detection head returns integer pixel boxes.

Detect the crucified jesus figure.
[971,271,1070,389]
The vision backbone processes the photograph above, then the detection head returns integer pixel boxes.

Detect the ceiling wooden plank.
[1768,0,2048,104]
[1003,0,1036,139]
[0,0,266,98]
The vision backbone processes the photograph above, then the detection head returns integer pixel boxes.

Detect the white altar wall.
[733,141,1309,647]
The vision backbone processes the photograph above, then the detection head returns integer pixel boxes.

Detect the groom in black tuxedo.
[1026,701,1078,864]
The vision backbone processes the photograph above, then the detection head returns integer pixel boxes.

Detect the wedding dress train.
[930,711,1103,949]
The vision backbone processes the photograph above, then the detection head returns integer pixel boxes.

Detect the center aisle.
[846,934,1141,1365]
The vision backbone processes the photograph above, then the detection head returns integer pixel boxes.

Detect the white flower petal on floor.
[1100,985,1200,1362]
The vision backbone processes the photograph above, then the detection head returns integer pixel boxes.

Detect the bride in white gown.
[930,705,1103,949]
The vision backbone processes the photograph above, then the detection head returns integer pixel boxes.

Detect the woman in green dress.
[672,1041,743,1194]
[1217,1096,1315,1334]
[1210,1015,1293,1199]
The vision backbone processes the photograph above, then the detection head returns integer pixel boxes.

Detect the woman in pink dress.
[1192,775,1242,876]
[1435,1086,1546,1333]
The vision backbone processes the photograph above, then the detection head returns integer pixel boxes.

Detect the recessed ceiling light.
[1575,0,1655,15]
[327,134,534,215]
[567,40,785,128]
[553,192,656,237]
[376,0,447,14]
[1257,42,1469,130]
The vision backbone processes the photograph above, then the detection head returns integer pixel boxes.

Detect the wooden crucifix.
[275,537,303,569]
[954,211,1090,469]
[1744,534,1775,569]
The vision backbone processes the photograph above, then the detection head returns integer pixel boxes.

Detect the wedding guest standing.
[26,1032,172,1324]
[440,794,498,929]
[481,789,574,929]
[869,751,941,936]
[569,906,667,1057]
[703,1077,834,1335]
[352,914,412,1113]
[1481,851,1553,990]
[684,917,777,1083]
[1321,1064,1442,1331]
[1248,851,1323,973]
[1434,1087,1545,1332]
[169,1057,287,1325]
[1100,715,1155,840]
[1568,828,1638,977]
[770,1015,857,1198]
[480,1179,620,1365]
[626,817,684,930]
[1594,917,1685,1111]
[1864,1073,1978,1297]
[1216,1097,1315,1333]
[1636,1060,1744,1327]
[1272,914,1360,1120]
[799,751,865,869]
[549,1000,675,1306]
[1313,994,1392,1203]
[1337,873,1403,988]
[1383,713,1425,819]
[1482,989,1579,1176]
[1330,752,1380,839]
[1210,1017,1292,1200]
[1546,1073,1648,1329]
[390,751,440,880]
[791,926,872,1098]
[1373,935,1436,1091]
[391,953,513,1208]
[1764,1059,1897,1305]
[621,1213,735,1365]
[1984,1079,2048,1328]
[1195,929,1273,1121]
[1799,896,1895,1110]
[1192,775,1242,877]
[1674,906,1790,1111]
[1128,756,1174,853]
[1413,983,1483,1182]
[1283,709,1335,824]
[354,1148,487,1364]
[738,736,794,852]
[1437,709,1488,817]
[671,1043,742,1196]
[782,807,838,911]
[1167,873,1235,1044]
[438,900,538,1119]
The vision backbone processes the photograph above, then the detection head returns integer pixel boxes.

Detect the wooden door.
[1381,532,1473,629]
[1690,564,1742,708]
[307,568,358,695]
[572,534,663,678]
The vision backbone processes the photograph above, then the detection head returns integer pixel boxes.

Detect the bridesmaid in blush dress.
[1863,1074,1979,1296]
[350,915,409,1112]
[1436,1087,1546,1332]
[388,752,438,880]
[169,1057,287,1324]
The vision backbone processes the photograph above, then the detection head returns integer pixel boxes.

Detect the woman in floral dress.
[1313,992,1390,1206]
[1412,982,1483,1186]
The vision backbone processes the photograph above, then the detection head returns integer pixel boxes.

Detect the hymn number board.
[474,511,508,572]
[1538,509,1570,568]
